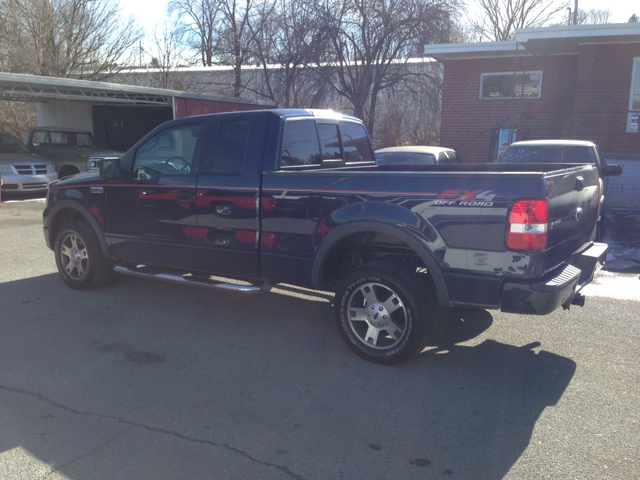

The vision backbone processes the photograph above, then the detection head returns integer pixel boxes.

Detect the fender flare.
[311,220,450,306]
[46,200,111,258]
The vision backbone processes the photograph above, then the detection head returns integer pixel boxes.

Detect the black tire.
[54,221,113,290]
[335,262,431,365]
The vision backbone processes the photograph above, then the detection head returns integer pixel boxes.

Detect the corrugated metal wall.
[174,98,271,118]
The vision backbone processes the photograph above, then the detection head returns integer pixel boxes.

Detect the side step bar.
[114,264,270,294]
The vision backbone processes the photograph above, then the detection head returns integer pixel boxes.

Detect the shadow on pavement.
[0,274,575,479]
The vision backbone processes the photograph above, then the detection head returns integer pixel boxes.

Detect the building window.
[627,57,640,133]
[480,72,542,99]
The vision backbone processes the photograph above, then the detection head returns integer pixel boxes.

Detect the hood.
[0,152,52,165]
[49,169,101,188]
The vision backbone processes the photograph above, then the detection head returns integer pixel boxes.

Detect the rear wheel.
[335,262,431,364]
[54,221,113,290]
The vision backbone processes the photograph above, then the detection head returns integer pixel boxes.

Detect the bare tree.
[312,0,456,136]
[574,8,611,25]
[466,0,566,41]
[167,0,219,66]
[146,23,188,90]
[0,0,143,79]
[248,0,329,108]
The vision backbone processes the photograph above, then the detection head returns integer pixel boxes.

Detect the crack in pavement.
[0,384,307,480]
[49,426,134,476]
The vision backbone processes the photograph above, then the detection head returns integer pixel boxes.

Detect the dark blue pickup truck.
[43,109,608,364]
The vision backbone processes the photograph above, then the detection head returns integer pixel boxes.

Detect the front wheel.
[335,262,431,364]
[54,221,113,290]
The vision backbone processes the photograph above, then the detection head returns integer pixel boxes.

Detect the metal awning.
[0,72,273,106]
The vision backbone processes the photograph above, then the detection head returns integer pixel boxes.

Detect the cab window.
[133,123,202,180]
[340,121,373,163]
[280,119,320,167]
[210,120,251,174]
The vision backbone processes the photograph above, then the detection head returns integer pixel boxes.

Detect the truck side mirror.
[602,164,623,177]
[99,157,122,180]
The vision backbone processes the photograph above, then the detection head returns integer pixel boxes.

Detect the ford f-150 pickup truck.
[43,109,609,364]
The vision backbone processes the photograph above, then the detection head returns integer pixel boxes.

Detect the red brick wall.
[441,54,579,163]
[572,44,640,155]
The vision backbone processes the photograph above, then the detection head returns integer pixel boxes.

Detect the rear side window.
[280,119,320,167]
[318,124,341,160]
[211,120,251,174]
[340,121,373,163]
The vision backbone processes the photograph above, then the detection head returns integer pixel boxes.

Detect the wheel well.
[50,208,86,245]
[320,231,431,290]
[59,165,80,178]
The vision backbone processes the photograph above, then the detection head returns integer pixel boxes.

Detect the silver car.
[0,132,58,193]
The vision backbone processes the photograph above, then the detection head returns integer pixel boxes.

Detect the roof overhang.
[0,72,275,107]
[424,23,640,62]
[421,41,518,62]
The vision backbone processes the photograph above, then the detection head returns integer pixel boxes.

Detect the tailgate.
[544,165,599,271]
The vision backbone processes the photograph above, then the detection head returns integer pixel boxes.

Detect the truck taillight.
[506,199,548,251]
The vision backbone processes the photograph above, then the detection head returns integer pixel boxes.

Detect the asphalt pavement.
[0,196,638,479]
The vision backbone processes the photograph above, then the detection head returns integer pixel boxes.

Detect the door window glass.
[340,121,373,163]
[50,132,69,146]
[210,120,251,174]
[32,131,48,146]
[133,123,202,180]
[318,124,341,160]
[280,119,320,167]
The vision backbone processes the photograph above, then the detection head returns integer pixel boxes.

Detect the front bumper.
[0,171,58,192]
[501,242,607,315]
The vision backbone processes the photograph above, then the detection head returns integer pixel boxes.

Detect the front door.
[106,120,208,270]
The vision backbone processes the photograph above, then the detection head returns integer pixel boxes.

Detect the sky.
[119,0,638,44]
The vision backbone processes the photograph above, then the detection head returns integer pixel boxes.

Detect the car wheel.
[54,221,113,290]
[335,262,431,364]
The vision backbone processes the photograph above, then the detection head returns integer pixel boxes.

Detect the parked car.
[375,146,463,165]
[0,132,58,194]
[25,127,124,178]
[44,109,607,364]
[498,140,623,239]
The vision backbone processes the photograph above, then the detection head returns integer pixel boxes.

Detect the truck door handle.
[176,188,194,205]
[575,176,584,191]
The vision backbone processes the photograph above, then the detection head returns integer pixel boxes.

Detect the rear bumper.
[500,242,607,315]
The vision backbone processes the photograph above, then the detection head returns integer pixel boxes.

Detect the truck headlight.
[0,164,13,173]
[48,163,56,173]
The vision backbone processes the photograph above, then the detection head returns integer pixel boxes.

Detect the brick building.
[424,23,640,208]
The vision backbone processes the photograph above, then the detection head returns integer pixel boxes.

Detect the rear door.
[195,112,268,277]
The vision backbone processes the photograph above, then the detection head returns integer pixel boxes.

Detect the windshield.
[0,133,31,154]
[500,145,597,164]
[376,152,437,165]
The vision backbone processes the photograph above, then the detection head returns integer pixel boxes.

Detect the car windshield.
[376,152,437,165]
[0,133,31,154]
[500,145,597,164]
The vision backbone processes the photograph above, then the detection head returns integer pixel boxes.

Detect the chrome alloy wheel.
[59,232,89,280]
[347,282,408,350]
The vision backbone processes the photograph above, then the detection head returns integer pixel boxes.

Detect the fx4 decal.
[433,190,496,206]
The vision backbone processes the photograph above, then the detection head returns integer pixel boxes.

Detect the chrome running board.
[114,264,270,294]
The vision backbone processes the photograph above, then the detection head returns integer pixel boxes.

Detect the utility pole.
[574,0,578,25]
